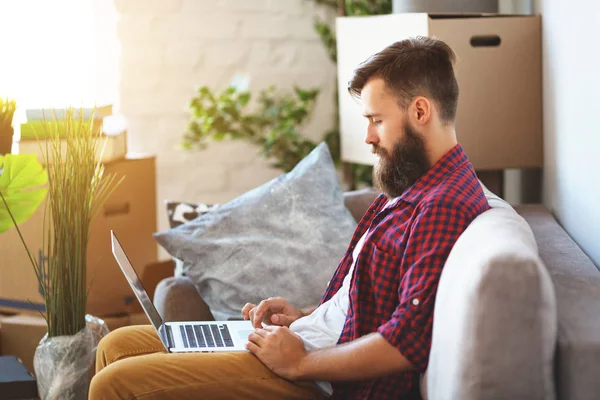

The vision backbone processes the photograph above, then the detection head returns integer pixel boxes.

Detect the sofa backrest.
[425,199,557,400]
[342,181,513,222]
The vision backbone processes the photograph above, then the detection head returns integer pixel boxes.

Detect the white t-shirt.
[289,230,369,395]
[290,230,369,348]
[289,198,397,395]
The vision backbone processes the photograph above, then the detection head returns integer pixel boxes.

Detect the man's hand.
[241,297,304,328]
[246,325,307,380]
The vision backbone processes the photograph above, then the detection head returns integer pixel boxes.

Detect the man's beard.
[372,122,430,199]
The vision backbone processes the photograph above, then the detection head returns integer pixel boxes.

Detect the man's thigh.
[89,350,326,400]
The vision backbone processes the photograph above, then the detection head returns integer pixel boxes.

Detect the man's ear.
[412,97,431,125]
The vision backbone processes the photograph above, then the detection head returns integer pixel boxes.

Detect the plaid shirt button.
[412,298,420,306]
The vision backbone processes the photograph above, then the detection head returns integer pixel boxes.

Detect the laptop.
[110,231,254,353]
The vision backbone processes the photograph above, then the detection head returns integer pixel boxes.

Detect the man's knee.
[96,326,149,369]
[89,363,123,400]
[97,327,127,363]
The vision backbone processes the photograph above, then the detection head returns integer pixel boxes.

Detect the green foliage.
[0,154,48,233]
[184,85,325,172]
[314,20,337,63]
[0,155,48,333]
[311,0,392,14]
[346,0,393,15]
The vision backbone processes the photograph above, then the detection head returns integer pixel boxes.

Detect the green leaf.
[238,92,251,107]
[0,154,48,233]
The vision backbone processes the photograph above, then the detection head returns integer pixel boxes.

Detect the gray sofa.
[153,189,600,400]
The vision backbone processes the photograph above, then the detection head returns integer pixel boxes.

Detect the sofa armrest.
[517,205,600,400]
[153,277,215,322]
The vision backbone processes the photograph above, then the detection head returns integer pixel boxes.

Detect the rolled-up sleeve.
[377,202,470,372]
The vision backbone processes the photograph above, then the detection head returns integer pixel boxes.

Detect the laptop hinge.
[160,324,173,350]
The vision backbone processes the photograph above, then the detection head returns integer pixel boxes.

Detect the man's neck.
[425,128,458,168]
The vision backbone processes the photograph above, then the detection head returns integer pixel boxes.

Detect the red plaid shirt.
[320,144,490,400]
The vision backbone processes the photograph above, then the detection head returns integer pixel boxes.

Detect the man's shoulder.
[419,166,488,220]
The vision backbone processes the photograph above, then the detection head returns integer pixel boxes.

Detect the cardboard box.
[0,314,46,373]
[100,314,131,332]
[128,312,150,326]
[0,127,13,155]
[337,13,542,170]
[0,156,158,316]
[141,259,174,303]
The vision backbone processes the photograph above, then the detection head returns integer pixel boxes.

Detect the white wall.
[535,0,600,266]
[114,0,337,258]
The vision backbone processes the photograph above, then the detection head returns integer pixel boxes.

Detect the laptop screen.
[110,231,164,331]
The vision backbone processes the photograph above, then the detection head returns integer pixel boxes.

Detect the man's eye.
[373,120,382,125]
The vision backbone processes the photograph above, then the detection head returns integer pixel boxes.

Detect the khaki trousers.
[89,326,326,400]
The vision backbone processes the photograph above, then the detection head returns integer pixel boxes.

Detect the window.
[0,0,118,110]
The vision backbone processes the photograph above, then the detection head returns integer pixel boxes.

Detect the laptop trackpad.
[238,330,253,340]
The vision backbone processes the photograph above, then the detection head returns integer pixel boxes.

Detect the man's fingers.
[248,331,265,346]
[253,328,267,338]
[253,300,272,327]
[249,309,259,327]
[246,341,259,354]
[242,303,256,319]
[251,298,291,328]
[251,309,263,328]
[271,314,294,326]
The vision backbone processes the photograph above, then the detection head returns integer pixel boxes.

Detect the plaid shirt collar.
[392,143,468,207]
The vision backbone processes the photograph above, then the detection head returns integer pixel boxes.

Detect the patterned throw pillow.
[165,201,219,276]
[166,201,219,229]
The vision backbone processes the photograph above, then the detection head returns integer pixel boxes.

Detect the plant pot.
[33,315,109,400]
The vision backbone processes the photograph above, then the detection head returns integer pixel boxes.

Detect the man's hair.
[348,36,459,124]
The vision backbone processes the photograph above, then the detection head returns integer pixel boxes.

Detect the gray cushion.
[154,277,214,322]
[517,205,600,400]
[153,143,357,321]
[425,207,557,400]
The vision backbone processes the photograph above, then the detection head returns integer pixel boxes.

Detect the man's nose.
[365,125,378,145]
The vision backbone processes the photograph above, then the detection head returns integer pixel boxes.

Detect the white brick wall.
[114,0,337,259]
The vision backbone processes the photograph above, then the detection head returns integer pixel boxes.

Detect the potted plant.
[0,107,122,399]
[0,97,17,154]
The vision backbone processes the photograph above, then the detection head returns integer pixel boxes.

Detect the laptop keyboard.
[179,324,234,348]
